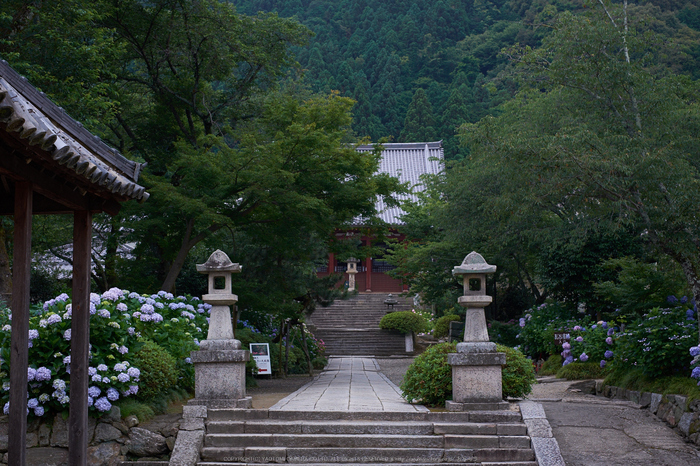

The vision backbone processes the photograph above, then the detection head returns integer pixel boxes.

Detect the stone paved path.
[269,356,428,412]
[528,378,700,466]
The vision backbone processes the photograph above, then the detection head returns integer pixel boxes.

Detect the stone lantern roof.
[452,251,497,275]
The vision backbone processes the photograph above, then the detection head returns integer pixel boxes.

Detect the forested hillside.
[232,0,700,160]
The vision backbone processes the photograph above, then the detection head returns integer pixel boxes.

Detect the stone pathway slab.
[270,357,428,412]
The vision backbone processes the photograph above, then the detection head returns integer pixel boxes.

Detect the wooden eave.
[0,60,149,216]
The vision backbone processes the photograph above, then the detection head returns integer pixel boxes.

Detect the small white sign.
[250,343,272,375]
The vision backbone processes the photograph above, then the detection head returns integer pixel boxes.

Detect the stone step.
[206,409,523,423]
[200,447,536,463]
[204,433,445,449]
[204,433,530,450]
[199,463,537,466]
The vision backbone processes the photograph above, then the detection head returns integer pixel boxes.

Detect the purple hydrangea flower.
[97,309,110,318]
[27,367,36,382]
[140,303,154,314]
[46,314,62,325]
[88,386,101,397]
[127,327,136,336]
[519,318,526,328]
[87,397,94,407]
[91,374,102,383]
[28,329,39,340]
[600,360,607,368]
[185,357,192,364]
[127,367,140,380]
[88,367,97,376]
[181,311,195,320]
[579,353,588,362]
[562,356,574,366]
[94,397,112,412]
[90,293,101,305]
[604,350,614,359]
[118,373,130,383]
[128,385,139,395]
[691,367,700,379]
[55,293,69,302]
[2,402,8,414]
[63,329,71,341]
[27,398,38,409]
[139,314,151,322]
[605,337,613,345]
[668,295,678,304]
[562,342,571,350]
[102,377,110,384]
[591,324,597,329]
[681,296,688,304]
[97,364,108,372]
[35,367,52,382]
[601,322,609,329]
[561,350,571,358]
[575,336,583,342]
[102,287,124,301]
[573,325,582,331]
[107,388,119,401]
[151,313,163,323]
[116,303,128,312]
[34,406,44,416]
[114,363,127,372]
[52,379,66,390]
[607,328,614,336]
[690,347,700,357]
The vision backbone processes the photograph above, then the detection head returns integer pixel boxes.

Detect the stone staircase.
[307,294,414,356]
[197,409,537,465]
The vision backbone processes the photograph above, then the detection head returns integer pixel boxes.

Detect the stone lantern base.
[446,343,509,411]
[188,339,252,409]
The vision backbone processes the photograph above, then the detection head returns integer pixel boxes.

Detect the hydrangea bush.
[0,288,210,418]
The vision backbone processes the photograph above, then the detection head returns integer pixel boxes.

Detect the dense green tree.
[399,89,437,142]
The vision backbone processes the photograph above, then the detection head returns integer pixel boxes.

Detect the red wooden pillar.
[365,237,372,292]
[69,210,92,465]
[329,252,335,274]
[9,182,32,466]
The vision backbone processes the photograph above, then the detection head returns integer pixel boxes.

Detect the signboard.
[249,343,272,375]
[554,333,571,346]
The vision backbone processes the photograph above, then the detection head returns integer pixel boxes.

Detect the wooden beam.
[69,210,92,465]
[9,182,31,466]
[0,148,123,216]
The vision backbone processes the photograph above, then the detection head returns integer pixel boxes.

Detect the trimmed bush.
[401,342,455,406]
[401,342,536,406]
[538,354,563,376]
[379,311,427,334]
[433,314,460,339]
[498,344,537,399]
[131,340,178,400]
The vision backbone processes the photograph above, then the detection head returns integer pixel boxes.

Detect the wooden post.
[9,182,32,466]
[69,210,92,465]
[365,238,372,292]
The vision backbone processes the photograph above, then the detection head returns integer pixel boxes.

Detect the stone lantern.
[189,250,252,408]
[346,257,360,292]
[447,252,508,411]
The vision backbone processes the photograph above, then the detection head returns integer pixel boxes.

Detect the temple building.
[317,141,444,293]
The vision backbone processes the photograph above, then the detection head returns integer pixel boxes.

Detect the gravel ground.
[375,356,416,387]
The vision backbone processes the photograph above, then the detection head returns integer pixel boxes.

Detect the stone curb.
[169,407,206,466]
[518,401,565,466]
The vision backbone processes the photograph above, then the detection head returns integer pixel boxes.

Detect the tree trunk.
[284,323,291,377]
[299,323,314,377]
[278,320,285,378]
[0,225,11,304]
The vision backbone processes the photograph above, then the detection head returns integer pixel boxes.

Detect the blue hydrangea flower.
[604,350,614,359]
[575,336,583,342]
[605,337,613,345]
[90,293,101,305]
[97,309,110,319]
[35,367,52,382]
[681,296,688,304]
[607,328,614,336]
[88,386,101,397]
[94,397,112,412]
[91,374,102,383]
[691,367,700,379]
[107,388,119,401]
[118,373,130,383]
[127,367,140,380]
[668,295,678,304]
[88,367,97,376]
[34,406,44,416]
[579,353,588,362]
[52,379,66,391]
[600,360,607,368]
[601,322,609,329]
[562,356,574,366]
[27,367,36,382]
[46,314,61,325]
[690,347,700,357]
[97,364,108,372]
[63,329,71,341]
[27,398,38,409]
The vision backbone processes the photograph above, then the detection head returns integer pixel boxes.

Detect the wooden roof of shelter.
[0,60,149,465]
[0,59,148,216]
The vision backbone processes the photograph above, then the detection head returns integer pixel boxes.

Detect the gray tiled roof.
[356,141,444,225]
[0,60,148,202]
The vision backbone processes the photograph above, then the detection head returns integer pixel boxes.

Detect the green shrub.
[614,305,697,378]
[379,311,427,334]
[538,354,562,376]
[401,342,537,406]
[132,340,178,400]
[556,361,606,380]
[116,398,155,422]
[433,314,460,339]
[517,301,581,358]
[497,344,537,399]
[604,366,700,406]
[488,320,520,347]
[401,342,455,406]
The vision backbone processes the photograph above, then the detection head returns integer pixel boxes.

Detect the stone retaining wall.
[0,407,178,465]
[597,382,700,446]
